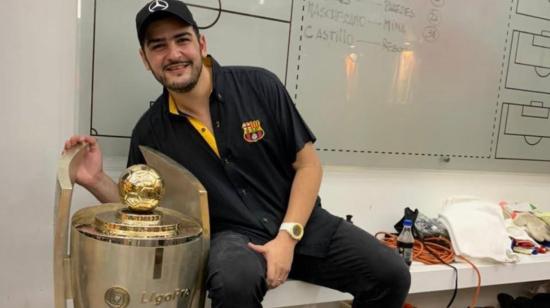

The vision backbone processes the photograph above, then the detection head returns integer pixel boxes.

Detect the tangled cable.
[375,232,455,264]
[376,232,481,308]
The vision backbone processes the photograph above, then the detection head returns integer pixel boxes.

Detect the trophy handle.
[139,146,210,308]
[54,144,87,308]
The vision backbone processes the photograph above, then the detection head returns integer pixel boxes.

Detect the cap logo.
[148,0,169,12]
[242,120,265,143]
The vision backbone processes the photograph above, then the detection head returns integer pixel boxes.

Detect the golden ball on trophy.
[118,164,165,212]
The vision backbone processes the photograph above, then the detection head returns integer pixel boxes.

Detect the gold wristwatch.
[279,222,304,241]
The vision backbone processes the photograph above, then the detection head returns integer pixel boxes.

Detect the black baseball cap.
[136,0,197,46]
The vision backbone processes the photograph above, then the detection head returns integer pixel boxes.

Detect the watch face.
[292,224,302,237]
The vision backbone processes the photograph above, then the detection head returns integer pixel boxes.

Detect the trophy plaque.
[54,145,210,308]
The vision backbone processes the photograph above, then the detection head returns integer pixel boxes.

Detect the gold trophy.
[54,145,210,308]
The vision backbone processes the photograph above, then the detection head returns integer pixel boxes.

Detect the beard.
[153,59,202,93]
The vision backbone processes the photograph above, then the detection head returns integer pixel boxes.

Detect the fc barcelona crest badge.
[242,120,265,143]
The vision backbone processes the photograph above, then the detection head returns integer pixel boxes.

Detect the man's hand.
[63,135,104,187]
[63,135,119,203]
[248,231,297,289]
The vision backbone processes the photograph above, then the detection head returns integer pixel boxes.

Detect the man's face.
[140,17,207,93]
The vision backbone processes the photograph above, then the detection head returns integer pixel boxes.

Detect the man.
[64,1,411,307]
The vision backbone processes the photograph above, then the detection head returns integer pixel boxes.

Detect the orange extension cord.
[376,232,482,308]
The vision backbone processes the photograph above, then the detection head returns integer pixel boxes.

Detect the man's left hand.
[248,232,297,289]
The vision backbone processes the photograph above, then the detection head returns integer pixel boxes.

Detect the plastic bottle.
[397,219,414,266]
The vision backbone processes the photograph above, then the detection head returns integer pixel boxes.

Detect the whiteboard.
[77,0,550,172]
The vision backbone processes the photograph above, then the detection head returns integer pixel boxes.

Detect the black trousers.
[206,221,411,308]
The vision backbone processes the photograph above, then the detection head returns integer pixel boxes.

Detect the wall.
[320,166,550,233]
[0,0,77,306]
[1,1,550,308]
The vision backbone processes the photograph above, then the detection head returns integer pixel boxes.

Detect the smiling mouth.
[165,62,191,72]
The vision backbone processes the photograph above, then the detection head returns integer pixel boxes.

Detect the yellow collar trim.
[168,95,220,158]
[168,95,179,115]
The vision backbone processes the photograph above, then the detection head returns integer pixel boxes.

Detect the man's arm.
[248,142,321,289]
[86,172,119,203]
[284,141,322,227]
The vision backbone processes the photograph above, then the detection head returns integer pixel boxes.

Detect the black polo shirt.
[127,57,342,257]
